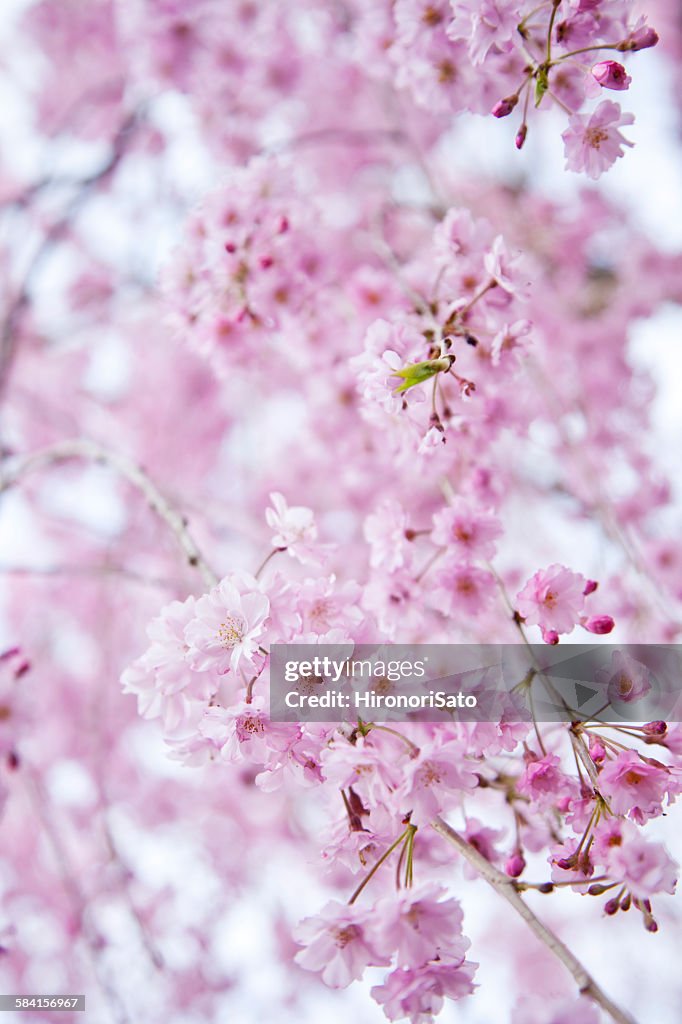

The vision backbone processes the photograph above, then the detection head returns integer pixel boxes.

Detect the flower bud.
[505,852,526,877]
[643,720,667,736]
[592,60,631,91]
[581,614,615,635]
[589,741,606,763]
[583,579,598,596]
[492,95,518,118]
[515,124,528,150]
[620,26,659,51]
[604,897,620,915]
[540,627,560,645]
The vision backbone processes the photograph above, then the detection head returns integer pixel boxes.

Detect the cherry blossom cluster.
[121,524,681,1019]
[20,0,661,179]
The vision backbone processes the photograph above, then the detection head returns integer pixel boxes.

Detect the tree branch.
[431,816,637,1024]
[0,439,218,588]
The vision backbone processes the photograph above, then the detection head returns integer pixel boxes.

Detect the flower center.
[419,761,442,786]
[218,615,246,648]
[332,925,359,948]
[422,5,443,26]
[310,599,331,626]
[585,127,609,150]
[615,675,633,696]
[239,715,264,735]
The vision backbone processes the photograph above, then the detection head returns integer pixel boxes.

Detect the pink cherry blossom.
[430,499,502,559]
[604,823,677,899]
[371,956,477,1022]
[121,596,215,731]
[265,492,319,563]
[220,696,294,763]
[597,650,653,704]
[592,60,632,90]
[364,500,411,572]
[515,564,586,634]
[598,750,672,823]
[294,901,390,987]
[429,562,497,617]
[398,738,478,825]
[184,577,269,675]
[371,884,468,965]
[517,754,576,807]
[562,100,635,179]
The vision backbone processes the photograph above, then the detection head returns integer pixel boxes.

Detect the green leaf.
[392,359,444,394]
[535,68,549,107]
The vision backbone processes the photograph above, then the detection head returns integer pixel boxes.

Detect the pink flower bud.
[604,897,620,915]
[492,95,518,118]
[583,579,598,596]
[540,627,559,645]
[515,124,528,150]
[589,741,606,762]
[592,60,631,91]
[643,720,667,736]
[505,853,526,877]
[581,614,615,635]
[621,26,659,51]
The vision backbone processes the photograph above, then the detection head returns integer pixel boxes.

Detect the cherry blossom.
[562,100,635,179]
[184,577,270,675]
[515,564,586,636]
[266,492,321,564]
[592,60,632,90]
[598,750,674,823]
[294,901,390,987]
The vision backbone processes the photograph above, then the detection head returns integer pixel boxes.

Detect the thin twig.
[432,816,636,1024]
[0,439,218,587]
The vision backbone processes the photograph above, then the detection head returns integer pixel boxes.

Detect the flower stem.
[348,826,414,905]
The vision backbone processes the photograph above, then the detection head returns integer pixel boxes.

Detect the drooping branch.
[432,816,637,1024]
[0,438,218,588]
[0,109,144,400]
